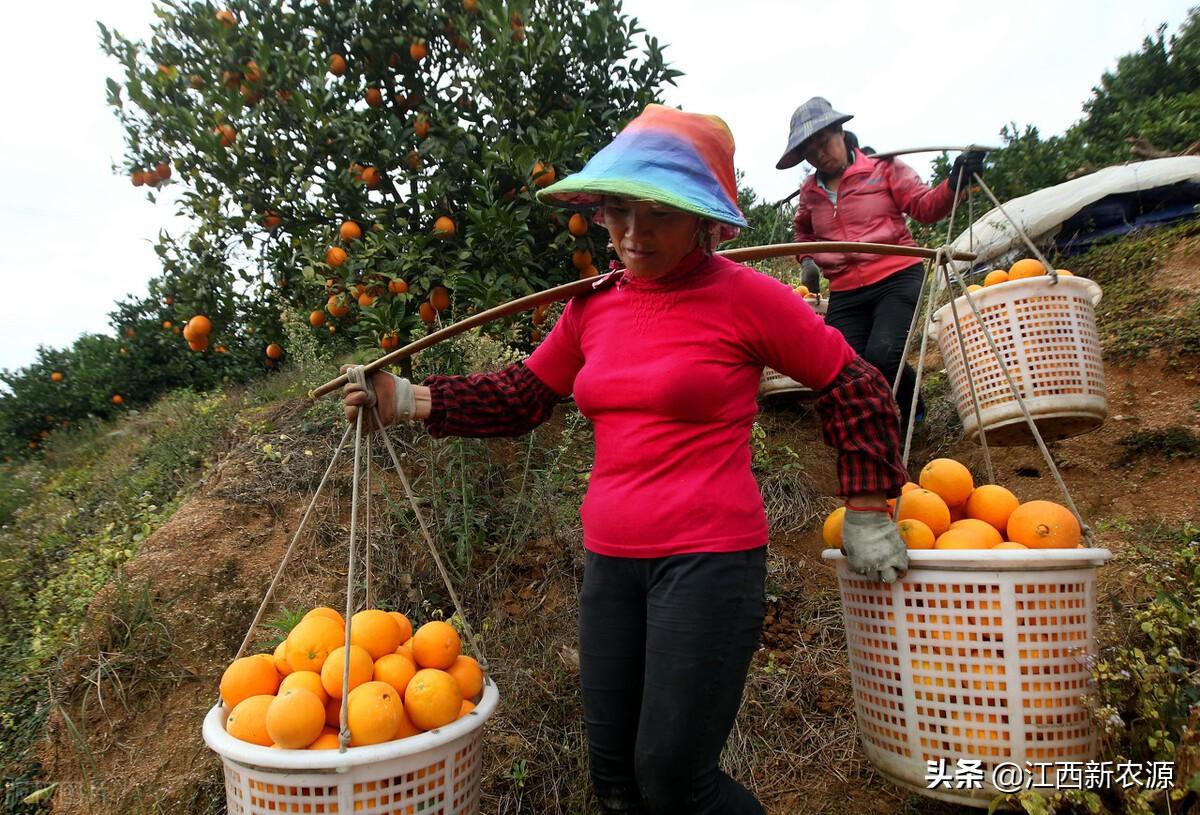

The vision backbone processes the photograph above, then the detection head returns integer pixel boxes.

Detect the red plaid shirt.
[424,354,905,498]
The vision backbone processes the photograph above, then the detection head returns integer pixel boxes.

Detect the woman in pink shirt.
[345,104,909,815]
[777,97,986,428]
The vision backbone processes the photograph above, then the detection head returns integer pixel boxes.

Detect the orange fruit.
[445,655,484,700]
[919,458,974,507]
[326,295,351,318]
[894,489,952,537]
[933,528,988,549]
[411,621,461,669]
[821,507,845,548]
[388,279,409,295]
[361,166,382,188]
[414,115,431,139]
[1006,500,1080,549]
[404,669,463,730]
[948,518,1004,548]
[346,681,403,746]
[215,9,237,26]
[1009,258,1048,279]
[326,246,348,267]
[387,611,413,643]
[329,53,347,76]
[966,284,982,293]
[983,269,1009,287]
[396,641,414,661]
[1055,269,1074,277]
[459,700,476,719]
[379,331,399,350]
[364,87,383,108]
[571,249,593,270]
[324,696,342,729]
[221,656,281,709]
[215,123,236,147]
[50,371,64,382]
[321,644,375,699]
[188,315,213,336]
[265,343,283,360]
[339,221,362,242]
[187,337,209,352]
[418,302,437,324]
[225,695,274,746]
[357,292,376,308]
[964,484,1020,534]
[567,213,589,236]
[350,609,404,659]
[266,687,326,749]
[430,286,451,313]
[262,211,282,230]
[433,216,455,238]
[272,641,294,677]
[901,481,920,494]
[394,701,422,738]
[309,310,326,327]
[580,264,600,278]
[532,161,556,188]
[897,518,935,550]
[286,615,345,673]
[280,670,328,705]
[374,652,418,695]
[308,729,341,749]
[410,41,427,61]
[111,394,123,405]
[993,541,1028,550]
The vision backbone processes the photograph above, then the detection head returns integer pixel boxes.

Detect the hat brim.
[775,113,854,170]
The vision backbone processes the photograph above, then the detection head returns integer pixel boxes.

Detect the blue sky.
[0,0,1193,375]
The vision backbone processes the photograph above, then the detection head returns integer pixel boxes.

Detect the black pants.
[825,263,924,427]
[580,548,768,815]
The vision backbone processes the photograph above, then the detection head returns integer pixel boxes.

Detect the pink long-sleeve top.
[793,149,956,292]
[423,248,905,558]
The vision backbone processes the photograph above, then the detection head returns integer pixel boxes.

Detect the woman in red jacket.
[345,104,910,815]
[777,97,985,427]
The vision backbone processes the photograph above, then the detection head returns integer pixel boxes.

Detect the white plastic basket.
[928,277,1107,445]
[759,296,827,400]
[821,549,1110,808]
[203,679,499,814]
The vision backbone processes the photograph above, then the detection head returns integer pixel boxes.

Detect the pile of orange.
[823,456,1083,551]
[981,259,1078,288]
[221,607,485,750]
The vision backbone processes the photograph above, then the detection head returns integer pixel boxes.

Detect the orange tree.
[100,0,679,357]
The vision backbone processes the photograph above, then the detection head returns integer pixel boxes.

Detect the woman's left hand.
[840,506,908,583]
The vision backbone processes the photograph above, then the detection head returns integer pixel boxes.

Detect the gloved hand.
[946,150,986,193]
[800,257,822,294]
[841,506,909,583]
[341,365,416,431]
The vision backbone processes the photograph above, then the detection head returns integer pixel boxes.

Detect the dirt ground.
[35,239,1200,815]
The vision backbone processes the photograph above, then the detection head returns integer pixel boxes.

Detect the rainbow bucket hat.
[536,104,747,241]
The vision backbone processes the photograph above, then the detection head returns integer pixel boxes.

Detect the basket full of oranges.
[203,606,497,815]
[928,259,1107,446]
[821,457,1110,809]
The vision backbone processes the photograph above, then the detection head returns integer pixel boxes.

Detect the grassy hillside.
[2,224,1199,814]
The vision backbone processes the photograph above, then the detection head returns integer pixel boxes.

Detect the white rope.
[337,404,367,751]
[972,173,1060,284]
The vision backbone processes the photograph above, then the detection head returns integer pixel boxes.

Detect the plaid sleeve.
[422,362,561,438]
[815,355,908,498]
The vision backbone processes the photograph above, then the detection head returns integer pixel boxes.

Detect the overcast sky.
[0,0,1193,375]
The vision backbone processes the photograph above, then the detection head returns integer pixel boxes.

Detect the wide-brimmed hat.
[775,97,854,170]
[536,104,747,241]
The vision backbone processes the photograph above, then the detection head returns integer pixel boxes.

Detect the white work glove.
[340,365,415,431]
[841,507,908,583]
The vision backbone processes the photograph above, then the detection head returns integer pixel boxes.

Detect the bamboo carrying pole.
[307,240,977,400]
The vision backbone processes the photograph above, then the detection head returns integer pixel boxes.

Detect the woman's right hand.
[341,367,415,431]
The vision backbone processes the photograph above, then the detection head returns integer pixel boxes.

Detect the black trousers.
[579,547,767,815]
[824,263,924,427]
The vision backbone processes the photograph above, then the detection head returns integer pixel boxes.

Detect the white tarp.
[947,156,1200,273]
